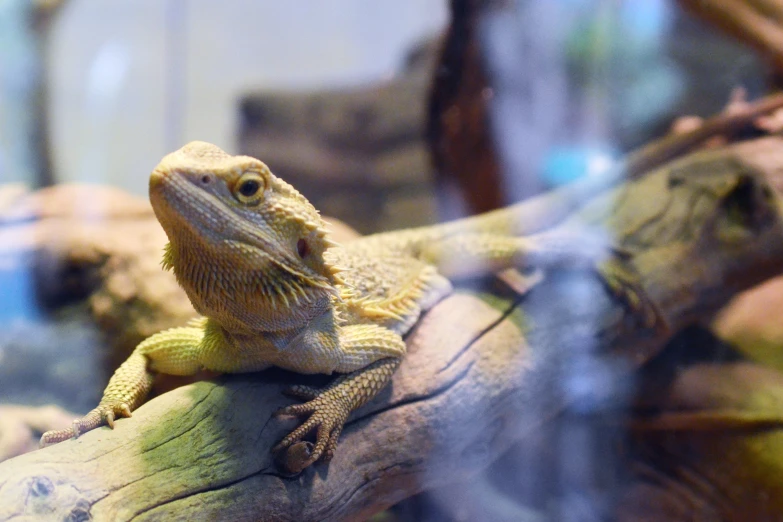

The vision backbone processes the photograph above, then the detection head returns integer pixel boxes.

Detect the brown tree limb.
[624,91,783,177]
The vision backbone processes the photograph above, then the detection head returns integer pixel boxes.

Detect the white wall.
[49,0,447,194]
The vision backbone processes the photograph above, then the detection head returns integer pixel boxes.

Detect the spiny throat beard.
[165,240,334,332]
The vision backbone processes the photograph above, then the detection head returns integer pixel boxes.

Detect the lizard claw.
[275,441,315,475]
[272,387,350,471]
[40,402,133,446]
[104,409,115,429]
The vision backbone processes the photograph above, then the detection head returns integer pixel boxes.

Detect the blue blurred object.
[0,254,41,322]
[541,146,616,187]
[620,0,669,45]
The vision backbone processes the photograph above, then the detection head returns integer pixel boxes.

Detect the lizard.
[39,141,656,471]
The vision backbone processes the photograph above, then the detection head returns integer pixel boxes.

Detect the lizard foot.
[271,384,349,471]
[39,402,132,447]
[598,254,669,333]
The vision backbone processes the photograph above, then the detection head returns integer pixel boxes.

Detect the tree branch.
[3,138,783,521]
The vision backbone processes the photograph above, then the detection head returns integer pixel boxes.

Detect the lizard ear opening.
[297,238,309,258]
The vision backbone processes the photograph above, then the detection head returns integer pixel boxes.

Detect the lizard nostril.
[201,174,212,185]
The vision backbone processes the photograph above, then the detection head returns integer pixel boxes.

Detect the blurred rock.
[0,185,193,362]
[239,38,440,234]
[0,404,77,463]
[0,184,193,418]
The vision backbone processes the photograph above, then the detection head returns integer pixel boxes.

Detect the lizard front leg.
[39,323,206,445]
[272,324,405,471]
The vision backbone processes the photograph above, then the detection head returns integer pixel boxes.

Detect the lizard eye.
[234,173,265,204]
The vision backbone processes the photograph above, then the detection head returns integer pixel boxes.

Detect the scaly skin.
[40,141,652,470]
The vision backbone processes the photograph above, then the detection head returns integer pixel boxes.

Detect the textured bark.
[4,139,783,520]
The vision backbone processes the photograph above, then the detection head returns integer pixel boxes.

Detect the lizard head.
[148,141,341,331]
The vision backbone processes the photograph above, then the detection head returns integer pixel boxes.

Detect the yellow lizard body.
[40,141,650,470]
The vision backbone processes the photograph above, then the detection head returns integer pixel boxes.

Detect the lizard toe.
[273,416,343,472]
[39,426,77,446]
[303,424,331,466]
[282,385,321,400]
[275,402,317,416]
[272,358,399,471]
[272,390,351,469]
[272,415,321,453]
[40,403,124,446]
[322,424,343,462]
[117,403,133,418]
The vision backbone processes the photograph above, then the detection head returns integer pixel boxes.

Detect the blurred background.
[4,0,783,520]
[0,0,769,228]
[1,1,446,193]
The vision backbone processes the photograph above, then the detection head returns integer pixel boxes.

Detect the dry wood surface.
[4,138,783,520]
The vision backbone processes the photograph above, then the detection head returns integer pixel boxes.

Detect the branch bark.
[677,0,783,73]
[3,138,783,520]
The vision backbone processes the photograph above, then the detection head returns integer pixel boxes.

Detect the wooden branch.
[677,0,783,72]
[623,91,783,177]
[3,138,783,520]
[470,92,783,237]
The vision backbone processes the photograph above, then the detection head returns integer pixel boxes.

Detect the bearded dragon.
[40,141,652,470]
